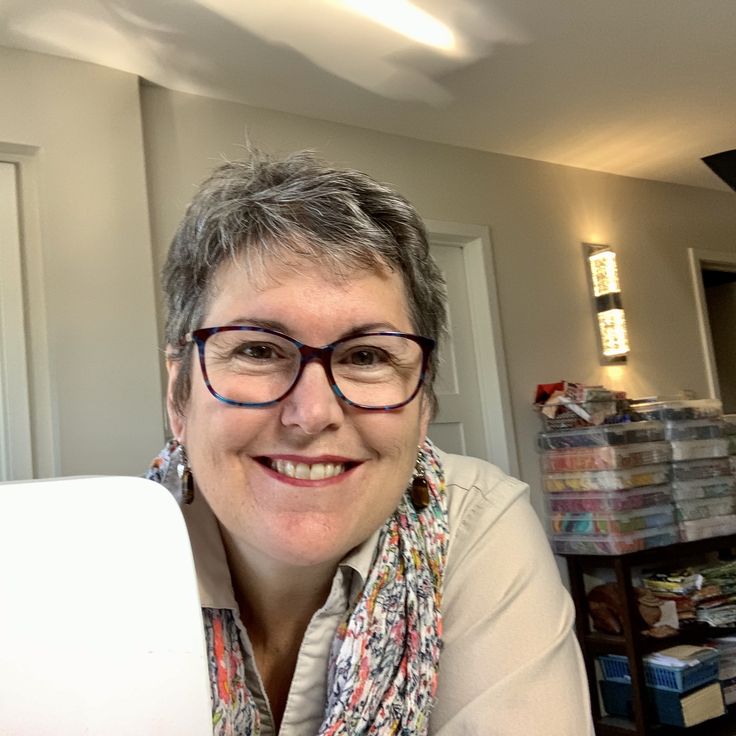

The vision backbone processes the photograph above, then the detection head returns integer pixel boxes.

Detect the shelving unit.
[562,534,736,735]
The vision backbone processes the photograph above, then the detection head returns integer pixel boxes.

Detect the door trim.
[425,220,518,477]
[0,146,58,478]
[688,247,736,400]
[0,161,32,480]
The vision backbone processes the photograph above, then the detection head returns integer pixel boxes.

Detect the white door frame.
[426,220,519,477]
[0,146,57,479]
[0,161,33,480]
[688,247,736,400]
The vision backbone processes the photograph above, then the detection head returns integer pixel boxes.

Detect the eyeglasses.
[184,326,435,411]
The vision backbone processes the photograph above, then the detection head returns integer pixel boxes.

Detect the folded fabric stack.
[643,561,736,629]
[641,569,703,627]
[696,560,736,627]
[634,399,736,541]
[534,381,628,431]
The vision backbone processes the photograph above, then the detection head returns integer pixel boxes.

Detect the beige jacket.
[182,450,594,735]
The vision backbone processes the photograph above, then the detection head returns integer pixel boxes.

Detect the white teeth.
[295,463,310,479]
[270,459,345,480]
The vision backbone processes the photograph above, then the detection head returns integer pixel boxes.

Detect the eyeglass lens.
[202,331,425,407]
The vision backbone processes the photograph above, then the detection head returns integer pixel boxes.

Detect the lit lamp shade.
[586,247,629,361]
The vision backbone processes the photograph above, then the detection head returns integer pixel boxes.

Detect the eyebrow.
[223,317,406,341]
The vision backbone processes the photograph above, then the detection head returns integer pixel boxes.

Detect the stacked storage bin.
[598,647,725,727]
[635,400,736,541]
[709,637,736,705]
[725,414,736,478]
[539,422,676,554]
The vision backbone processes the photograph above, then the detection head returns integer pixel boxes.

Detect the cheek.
[366,410,424,475]
[187,399,260,453]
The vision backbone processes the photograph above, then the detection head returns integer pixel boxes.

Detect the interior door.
[427,240,489,459]
[425,224,517,477]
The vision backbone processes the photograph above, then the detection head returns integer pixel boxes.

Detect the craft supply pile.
[534,382,736,555]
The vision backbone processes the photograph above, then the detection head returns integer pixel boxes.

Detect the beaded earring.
[409,446,430,510]
[177,444,194,505]
[161,440,194,505]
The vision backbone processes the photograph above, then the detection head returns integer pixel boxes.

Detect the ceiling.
[2,0,735,191]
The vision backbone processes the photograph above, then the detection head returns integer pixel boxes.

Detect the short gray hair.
[163,148,447,416]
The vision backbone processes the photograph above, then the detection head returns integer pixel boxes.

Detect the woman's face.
[167,257,430,571]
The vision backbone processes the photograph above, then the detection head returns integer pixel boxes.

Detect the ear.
[165,353,187,442]
[418,392,432,443]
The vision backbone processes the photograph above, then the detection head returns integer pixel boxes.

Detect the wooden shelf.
[585,625,736,656]
[559,532,736,567]
[597,711,736,736]
[595,715,638,735]
[564,535,736,736]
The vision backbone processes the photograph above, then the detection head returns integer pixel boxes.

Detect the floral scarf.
[147,439,448,735]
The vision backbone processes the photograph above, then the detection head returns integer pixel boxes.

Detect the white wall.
[140,84,736,517]
[0,48,164,475]
[4,45,736,508]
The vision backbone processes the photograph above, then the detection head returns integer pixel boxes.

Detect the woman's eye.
[235,343,278,360]
[347,348,388,366]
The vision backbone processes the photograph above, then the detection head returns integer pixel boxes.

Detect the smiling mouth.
[261,458,352,481]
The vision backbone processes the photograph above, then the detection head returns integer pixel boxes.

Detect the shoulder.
[439,449,535,555]
[436,450,571,654]
[438,449,558,596]
[440,449,529,508]
[437,447,558,599]
[431,452,593,735]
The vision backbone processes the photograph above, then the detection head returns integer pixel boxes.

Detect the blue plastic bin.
[598,651,719,693]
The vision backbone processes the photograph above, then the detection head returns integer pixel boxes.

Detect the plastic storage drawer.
[671,476,736,501]
[551,504,674,535]
[538,421,664,450]
[540,442,670,472]
[635,399,723,422]
[543,464,669,492]
[664,419,724,441]
[670,438,729,461]
[545,485,671,513]
[679,515,736,541]
[551,525,678,555]
[675,496,736,521]
[670,457,732,481]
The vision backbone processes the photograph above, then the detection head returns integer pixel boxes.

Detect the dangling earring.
[409,446,429,510]
[177,444,194,505]
[161,440,194,505]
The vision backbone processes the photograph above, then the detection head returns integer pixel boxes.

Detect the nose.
[279,360,344,435]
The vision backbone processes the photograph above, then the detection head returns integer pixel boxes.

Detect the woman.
[148,150,593,735]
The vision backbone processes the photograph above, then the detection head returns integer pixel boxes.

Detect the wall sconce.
[583,244,629,363]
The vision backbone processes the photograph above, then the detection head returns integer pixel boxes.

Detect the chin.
[269,540,350,569]
[256,515,363,569]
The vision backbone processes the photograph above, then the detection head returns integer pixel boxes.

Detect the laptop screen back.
[0,476,212,735]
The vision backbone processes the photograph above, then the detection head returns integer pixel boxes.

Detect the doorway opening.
[689,249,736,414]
